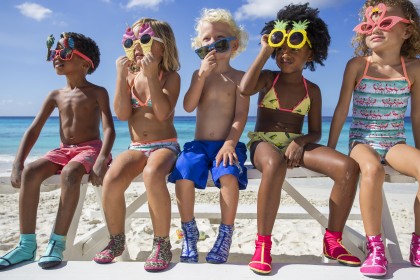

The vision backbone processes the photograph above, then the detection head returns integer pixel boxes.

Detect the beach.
[0,177,417,264]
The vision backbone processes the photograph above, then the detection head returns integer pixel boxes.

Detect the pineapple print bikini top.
[259,73,311,115]
[131,70,163,108]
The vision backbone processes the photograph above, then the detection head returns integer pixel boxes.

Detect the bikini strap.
[272,72,280,87]
[355,57,371,88]
[400,56,412,87]
[302,76,309,97]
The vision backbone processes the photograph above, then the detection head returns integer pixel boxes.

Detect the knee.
[360,162,385,181]
[143,165,166,183]
[60,166,83,187]
[261,156,286,174]
[21,163,41,181]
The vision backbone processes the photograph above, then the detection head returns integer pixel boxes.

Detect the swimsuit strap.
[400,56,411,87]
[131,70,164,106]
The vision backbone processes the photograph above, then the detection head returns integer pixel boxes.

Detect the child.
[168,8,249,264]
[93,18,181,272]
[239,3,361,275]
[328,0,420,277]
[0,32,115,270]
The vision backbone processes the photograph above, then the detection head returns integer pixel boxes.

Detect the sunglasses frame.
[353,3,411,34]
[194,37,236,59]
[123,34,164,49]
[48,48,95,69]
[268,29,312,49]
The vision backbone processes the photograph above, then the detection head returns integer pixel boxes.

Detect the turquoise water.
[0,116,415,171]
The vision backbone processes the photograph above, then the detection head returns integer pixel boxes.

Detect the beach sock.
[93,233,125,264]
[206,223,234,264]
[323,229,361,266]
[144,236,172,272]
[410,232,420,267]
[360,234,388,277]
[0,234,37,270]
[248,234,272,275]
[180,218,199,263]
[38,233,66,269]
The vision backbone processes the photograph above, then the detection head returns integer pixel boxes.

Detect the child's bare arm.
[114,56,132,121]
[150,71,180,121]
[89,88,116,186]
[327,58,360,148]
[410,60,420,149]
[184,50,217,112]
[216,86,250,167]
[239,34,274,96]
[11,93,56,188]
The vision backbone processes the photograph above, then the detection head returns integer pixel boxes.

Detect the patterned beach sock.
[410,232,420,267]
[93,233,125,264]
[323,229,361,266]
[144,236,172,272]
[248,234,272,275]
[38,233,66,269]
[206,224,234,264]
[180,218,199,263]
[0,234,37,270]
[360,234,388,277]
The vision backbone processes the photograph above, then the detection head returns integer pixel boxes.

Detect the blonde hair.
[353,0,420,58]
[132,18,180,71]
[191,8,248,58]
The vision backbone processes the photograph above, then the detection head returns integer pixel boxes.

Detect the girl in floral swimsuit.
[239,3,361,275]
[328,1,420,277]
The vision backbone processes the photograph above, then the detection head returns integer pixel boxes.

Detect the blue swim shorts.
[168,140,248,190]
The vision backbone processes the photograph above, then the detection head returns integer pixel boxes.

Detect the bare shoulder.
[163,70,180,82]
[346,56,367,72]
[303,78,321,97]
[404,57,420,82]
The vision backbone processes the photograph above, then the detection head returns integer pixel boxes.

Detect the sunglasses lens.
[140,34,152,44]
[379,19,393,28]
[360,24,373,32]
[289,32,304,46]
[270,31,284,44]
[214,39,229,53]
[195,46,209,59]
[124,39,133,48]
[47,50,56,61]
[59,49,72,60]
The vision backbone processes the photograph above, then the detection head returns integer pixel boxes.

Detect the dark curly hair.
[353,0,420,58]
[62,32,100,74]
[261,2,330,71]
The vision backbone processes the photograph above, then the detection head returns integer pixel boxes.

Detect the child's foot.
[144,236,172,272]
[410,232,420,267]
[0,234,37,270]
[180,218,199,263]
[206,224,233,264]
[248,234,272,275]
[38,233,66,269]
[323,229,361,266]
[93,233,125,264]
[360,234,388,277]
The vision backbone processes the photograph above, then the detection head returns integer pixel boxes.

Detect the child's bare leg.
[252,142,287,235]
[143,149,177,237]
[53,162,86,235]
[350,144,384,236]
[302,143,359,231]
[386,143,420,235]
[219,174,239,225]
[20,159,60,233]
[175,179,196,223]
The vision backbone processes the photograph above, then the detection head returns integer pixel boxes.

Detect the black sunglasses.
[194,37,236,59]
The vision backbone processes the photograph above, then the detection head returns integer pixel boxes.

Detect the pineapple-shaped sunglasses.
[268,20,312,49]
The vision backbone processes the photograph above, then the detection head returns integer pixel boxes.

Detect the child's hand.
[260,34,274,55]
[89,160,108,187]
[216,142,238,167]
[140,53,160,78]
[10,165,23,188]
[198,49,217,78]
[284,140,304,169]
[116,56,131,77]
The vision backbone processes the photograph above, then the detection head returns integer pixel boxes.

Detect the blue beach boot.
[0,234,37,270]
[180,218,199,263]
[38,233,66,269]
[206,224,234,264]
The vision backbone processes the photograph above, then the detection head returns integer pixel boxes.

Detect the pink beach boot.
[248,234,272,275]
[93,233,125,264]
[323,229,361,266]
[360,234,388,277]
[144,236,172,272]
[410,232,420,267]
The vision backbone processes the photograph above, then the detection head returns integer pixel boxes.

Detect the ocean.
[0,116,415,173]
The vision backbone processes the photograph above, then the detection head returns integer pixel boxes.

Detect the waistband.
[60,139,102,148]
[131,138,178,146]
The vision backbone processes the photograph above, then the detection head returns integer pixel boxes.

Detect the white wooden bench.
[0,165,415,264]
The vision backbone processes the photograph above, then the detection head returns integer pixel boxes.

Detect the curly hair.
[62,32,100,75]
[132,18,180,71]
[353,0,420,58]
[261,3,330,71]
[191,8,248,59]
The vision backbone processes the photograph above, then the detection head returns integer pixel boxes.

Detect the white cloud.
[126,0,163,10]
[235,0,344,20]
[15,2,52,21]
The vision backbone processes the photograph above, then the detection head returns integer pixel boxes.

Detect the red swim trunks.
[43,139,105,173]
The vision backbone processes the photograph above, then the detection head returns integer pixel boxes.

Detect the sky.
[0,0,419,117]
